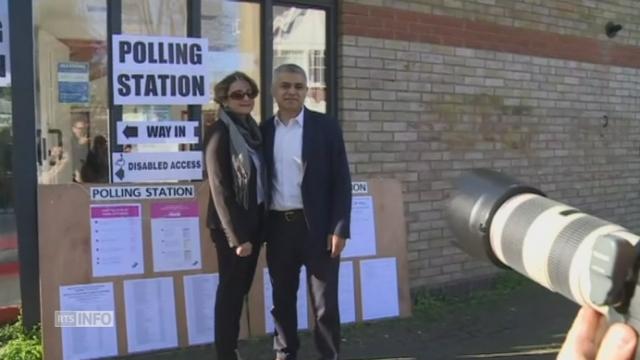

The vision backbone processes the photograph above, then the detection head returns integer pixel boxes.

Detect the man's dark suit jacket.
[261,107,352,251]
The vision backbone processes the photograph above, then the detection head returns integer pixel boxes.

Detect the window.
[201,0,262,123]
[121,0,188,155]
[35,0,109,184]
[0,0,18,308]
[273,6,327,113]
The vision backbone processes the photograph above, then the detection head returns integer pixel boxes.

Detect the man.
[262,63,351,360]
[70,114,90,182]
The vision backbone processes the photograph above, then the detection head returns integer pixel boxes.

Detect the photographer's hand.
[558,306,637,360]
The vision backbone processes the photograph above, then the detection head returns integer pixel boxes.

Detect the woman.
[80,135,109,183]
[205,71,265,360]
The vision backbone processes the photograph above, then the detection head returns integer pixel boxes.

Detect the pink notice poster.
[150,201,202,272]
[90,204,144,277]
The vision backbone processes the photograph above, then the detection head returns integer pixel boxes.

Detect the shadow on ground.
[122,279,576,360]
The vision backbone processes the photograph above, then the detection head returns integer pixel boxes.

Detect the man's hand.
[558,306,637,360]
[235,242,253,257]
[327,235,346,258]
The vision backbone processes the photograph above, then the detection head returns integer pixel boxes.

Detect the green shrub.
[0,316,42,360]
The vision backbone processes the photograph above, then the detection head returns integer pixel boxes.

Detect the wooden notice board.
[38,178,410,359]
[38,182,250,360]
[247,178,411,336]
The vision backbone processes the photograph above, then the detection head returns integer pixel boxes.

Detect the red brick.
[420,14,463,29]
[341,24,369,37]
[380,20,406,32]
[394,9,423,23]
[409,23,437,35]
[369,6,393,19]
[340,2,640,68]
[0,306,19,326]
[341,14,361,26]
[358,16,386,28]
[342,3,370,16]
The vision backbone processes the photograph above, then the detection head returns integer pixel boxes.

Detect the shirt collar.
[275,107,305,128]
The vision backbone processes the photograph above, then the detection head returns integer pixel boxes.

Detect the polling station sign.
[117,121,199,145]
[112,151,203,183]
[0,0,10,87]
[112,35,209,105]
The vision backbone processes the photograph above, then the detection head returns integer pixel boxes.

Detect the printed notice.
[339,261,356,324]
[151,201,202,272]
[90,204,144,277]
[124,277,178,353]
[58,62,90,103]
[263,268,308,333]
[59,283,118,360]
[117,121,200,145]
[343,196,377,258]
[112,34,210,105]
[360,258,400,320]
[184,274,218,345]
[112,151,203,183]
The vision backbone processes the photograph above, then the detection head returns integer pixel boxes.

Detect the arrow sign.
[116,121,199,145]
[122,125,138,139]
[111,151,203,183]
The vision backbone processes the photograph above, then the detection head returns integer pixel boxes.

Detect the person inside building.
[204,71,265,360]
[80,134,109,183]
[70,114,90,183]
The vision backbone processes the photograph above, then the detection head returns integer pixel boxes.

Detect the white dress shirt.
[271,109,304,210]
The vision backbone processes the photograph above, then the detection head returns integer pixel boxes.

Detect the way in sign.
[148,125,186,138]
[117,121,200,145]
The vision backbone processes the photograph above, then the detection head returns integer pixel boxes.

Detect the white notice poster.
[343,196,377,258]
[112,151,203,183]
[90,204,144,277]
[263,268,308,333]
[59,283,118,360]
[124,277,178,353]
[184,274,218,345]
[151,201,202,272]
[112,34,210,105]
[339,261,356,324]
[360,257,400,320]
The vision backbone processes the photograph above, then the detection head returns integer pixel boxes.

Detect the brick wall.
[338,1,640,289]
[344,0,640,46]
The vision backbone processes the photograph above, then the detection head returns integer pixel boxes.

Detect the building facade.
[339,0,640,289]
[2,1,640,321]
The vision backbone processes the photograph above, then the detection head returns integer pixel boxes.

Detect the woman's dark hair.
[205,71,260,147]
[213,71,259,106]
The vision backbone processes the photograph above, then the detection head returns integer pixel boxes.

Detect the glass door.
[0,0,19,308]
[35,0,109,185]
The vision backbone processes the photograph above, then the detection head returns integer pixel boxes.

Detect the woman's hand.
[235,242,253,257]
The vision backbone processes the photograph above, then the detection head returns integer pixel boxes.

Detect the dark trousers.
[266,211,341,360]
[212,230,260,360]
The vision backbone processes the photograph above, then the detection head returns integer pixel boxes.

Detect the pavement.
[122,280,577,360]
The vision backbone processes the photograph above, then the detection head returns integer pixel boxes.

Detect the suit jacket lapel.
[264,116,276,178]
[302,107,312,181]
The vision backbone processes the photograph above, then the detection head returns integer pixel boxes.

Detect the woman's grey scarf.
[218,109,262,209]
